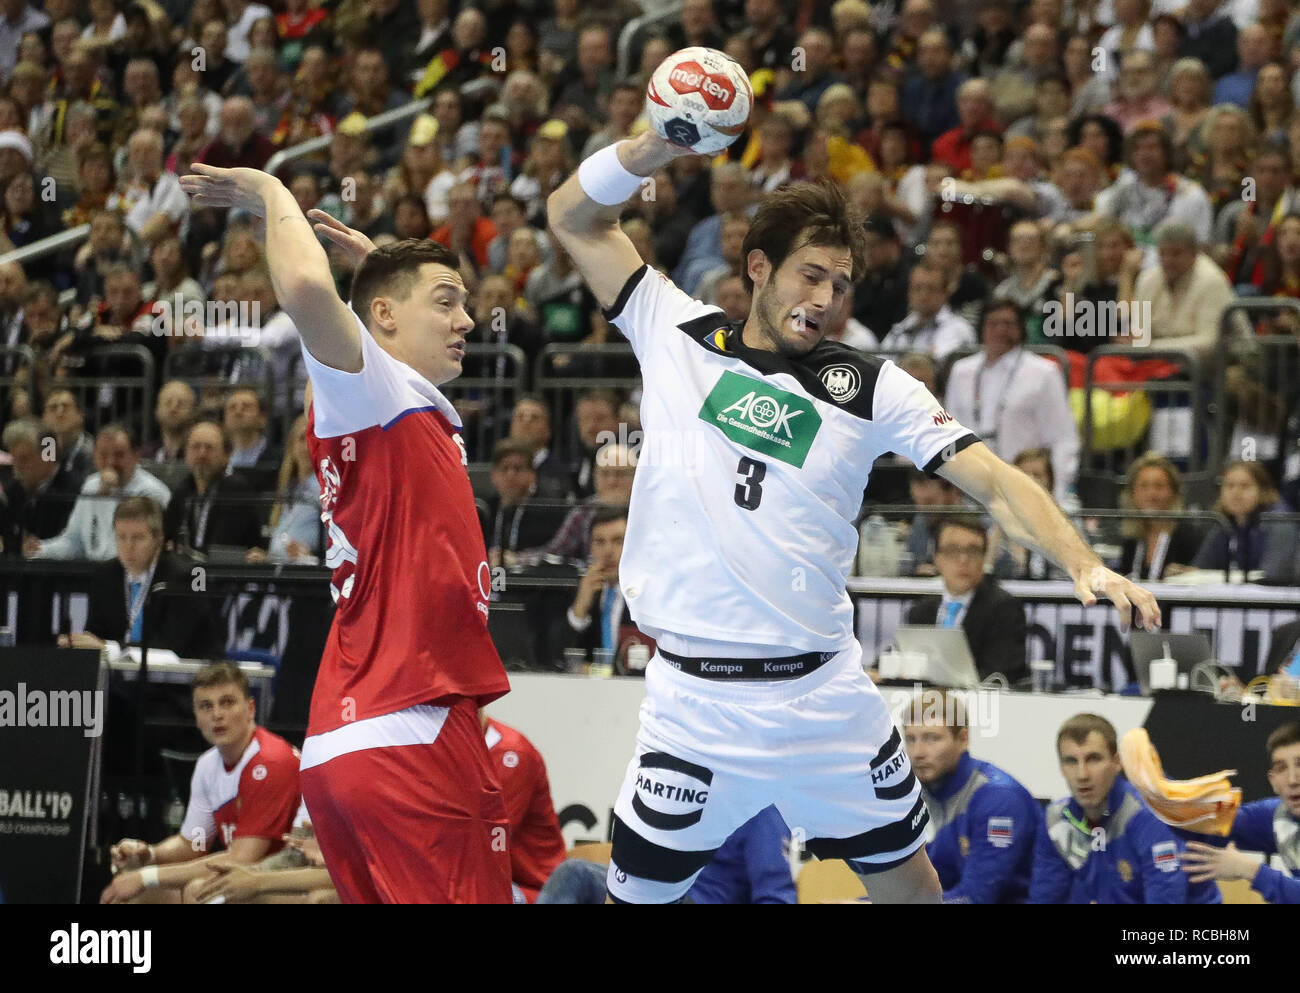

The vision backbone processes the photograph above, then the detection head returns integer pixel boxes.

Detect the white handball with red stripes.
[645,47,752,154]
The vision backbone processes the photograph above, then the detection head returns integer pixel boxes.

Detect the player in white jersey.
[547,131,1162,904]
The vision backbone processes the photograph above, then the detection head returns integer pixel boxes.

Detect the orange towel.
[1119,728,1241,836]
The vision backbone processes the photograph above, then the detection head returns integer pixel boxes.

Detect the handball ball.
[645,47,753,155]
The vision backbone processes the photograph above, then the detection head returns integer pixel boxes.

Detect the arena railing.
[438,342,529,460]
[1212,297,1300,474]
[534,342,642,461]
[1076,346,1210,509]
[262,95,434,179]
[55,344,156,444]
[939,344,1072,394]
[851,503,1233,574]
[617,3,683,79]
[0,343,37,406]
[163,342,277,430]
[0,224,91,270]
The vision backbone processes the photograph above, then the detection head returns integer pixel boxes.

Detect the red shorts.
[299,697,512,904]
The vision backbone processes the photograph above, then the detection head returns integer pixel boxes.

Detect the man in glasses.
[905,517,1027,684]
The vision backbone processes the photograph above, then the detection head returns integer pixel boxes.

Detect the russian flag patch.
[1152,841,1179,873]
[987,816,1014,848]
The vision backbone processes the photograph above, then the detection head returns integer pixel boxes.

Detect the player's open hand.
[179,163,272,215]
[1073,565,1161,633]
[284,831,326,866]
[1182,841,1262,884]
[100,870,144,904]
[193,862,261,903]
[307,209,376,269]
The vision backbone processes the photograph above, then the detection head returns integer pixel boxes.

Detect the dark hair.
[43,387,82,414]
[1124,123,1173,169]
[980,298,1024,339]
[224,386,267,414]
[935,516,987,552]
[611,78,642,98]
[591,504,628,530]
[512,393,550,421]
[739,179,868,294]
[1266,722,1300,760]
[576,387,620,415]
[96,421,137,449]
[185,418,231,453]
[113,494,163,535]
[490,192,527,214]
[1057,713,1118,757]
[1013,447,1055,493]
[1067,113,1124,166]
[192,660,252,700]
[492,438,535,466]
[349,238,460,329]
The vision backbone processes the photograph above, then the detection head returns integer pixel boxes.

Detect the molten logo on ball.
[667,61,736,110]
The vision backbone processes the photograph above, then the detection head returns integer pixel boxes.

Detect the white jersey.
[605,265,978,654]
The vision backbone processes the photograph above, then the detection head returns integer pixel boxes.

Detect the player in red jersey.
[181,164,513,904]
[101,663,300,903]
[483,714,568,902]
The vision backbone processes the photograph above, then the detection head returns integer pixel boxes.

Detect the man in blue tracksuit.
[1030,713,1221,904]
[1182,721,1300,903]
[536,805,796,904]
[903,689,1040,903]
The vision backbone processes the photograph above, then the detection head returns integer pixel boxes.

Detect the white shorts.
[606,641,928,903]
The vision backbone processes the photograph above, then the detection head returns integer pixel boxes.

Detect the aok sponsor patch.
[698,371,823,468]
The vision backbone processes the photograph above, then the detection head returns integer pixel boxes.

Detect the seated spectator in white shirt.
[1132,217,1236,362]
[880,261,978,361]
[25,424,172,560]
[945,299,1079,503]
[107,128,189,246]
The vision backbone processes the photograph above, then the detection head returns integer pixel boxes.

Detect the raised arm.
[546,131,695,309]
[180,164,361,372]
[937,441,1161,632]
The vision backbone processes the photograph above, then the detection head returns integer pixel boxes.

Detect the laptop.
[893,626,981,688]
[1129,631,1213,693]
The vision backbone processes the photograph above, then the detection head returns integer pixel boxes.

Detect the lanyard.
[123,560,157,642]
[192,484,216,550]
[1131,529,1171,580]
[493,503,524,551]
[973,348,1025,441]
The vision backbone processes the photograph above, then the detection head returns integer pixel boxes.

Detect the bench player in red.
[181,164,513,903]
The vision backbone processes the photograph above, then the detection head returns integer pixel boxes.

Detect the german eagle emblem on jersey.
[819,364,861,403]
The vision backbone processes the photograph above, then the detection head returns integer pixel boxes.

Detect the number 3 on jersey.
[734,456,766,510]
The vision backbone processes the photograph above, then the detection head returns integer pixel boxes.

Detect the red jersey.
[486,718,566,902]
[301,316,509,737]
[181,726,300,854]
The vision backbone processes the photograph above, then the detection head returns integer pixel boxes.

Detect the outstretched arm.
[180,164,361,372]
[938,442,1161,632]
[546,131,694,309]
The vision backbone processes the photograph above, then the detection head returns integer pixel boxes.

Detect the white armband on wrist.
[139,866,160,889]
[577,143,644,206]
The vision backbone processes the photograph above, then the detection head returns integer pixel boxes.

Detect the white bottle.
[1149,641,1178,691]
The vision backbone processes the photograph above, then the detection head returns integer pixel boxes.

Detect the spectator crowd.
[0,0,1297,668]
